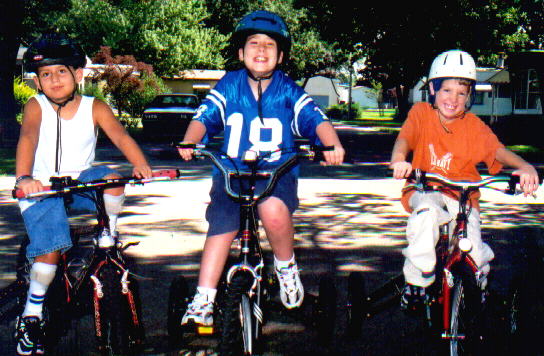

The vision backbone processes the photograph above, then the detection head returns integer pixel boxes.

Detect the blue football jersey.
[193,69,328,171]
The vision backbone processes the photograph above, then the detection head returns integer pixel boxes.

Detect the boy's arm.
[495,147,540,195]
[178,120,207,161]
[315,121,345,165]
[389,137,412,179]
[93,100,152,179]
[15,98,45,194]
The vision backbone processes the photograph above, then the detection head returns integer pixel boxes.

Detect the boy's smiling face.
[239,33,283,78]
[430,78,471,122]
[33,64,82,103]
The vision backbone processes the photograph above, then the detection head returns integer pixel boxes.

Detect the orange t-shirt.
[398,102,504,212]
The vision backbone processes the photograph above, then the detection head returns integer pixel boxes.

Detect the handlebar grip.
[152,169,180,179]
[176,142,196,149]
[506,174,520,195]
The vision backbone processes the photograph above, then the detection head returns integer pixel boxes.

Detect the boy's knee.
[30,262,57,286]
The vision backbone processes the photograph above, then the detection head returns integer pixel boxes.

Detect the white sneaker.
[275,261,304,309]
[181,292,214,326]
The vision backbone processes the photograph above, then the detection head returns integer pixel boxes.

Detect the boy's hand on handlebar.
[17,178,44,196]
[390,161,413,179]
[321,145,345,166]
[177,141,195,161]
[132,164,153,179]
[513,164,540,196]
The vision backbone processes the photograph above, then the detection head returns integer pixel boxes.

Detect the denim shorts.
[20,166,117,259]
[205,171,299,237]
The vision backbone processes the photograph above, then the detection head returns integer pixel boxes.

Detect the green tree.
[206,0,339,80]
[56,0,227,76]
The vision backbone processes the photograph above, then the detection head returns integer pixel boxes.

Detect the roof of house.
[169,69,226,80]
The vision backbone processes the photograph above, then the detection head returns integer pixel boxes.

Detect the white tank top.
[32,94,97,184]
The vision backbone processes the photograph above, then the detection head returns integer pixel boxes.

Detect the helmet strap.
[247,70,274,123]
[36,68,78,174]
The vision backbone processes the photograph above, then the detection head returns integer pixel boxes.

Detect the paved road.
[0,125,543,355]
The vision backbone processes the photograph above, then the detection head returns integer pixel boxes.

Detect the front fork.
[439,222,479,340]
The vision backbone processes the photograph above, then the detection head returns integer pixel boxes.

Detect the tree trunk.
[0,1,24,148]
[395,84,411,121]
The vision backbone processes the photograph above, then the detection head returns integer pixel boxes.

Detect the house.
[162,69,225,99]
[303,76,341,109]
[303,75,382,110]
[338,85,379,108]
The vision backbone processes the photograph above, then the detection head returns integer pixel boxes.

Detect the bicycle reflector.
[458,238,473,252]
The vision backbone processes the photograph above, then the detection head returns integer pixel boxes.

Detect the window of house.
[514,69,541,110]
[473,92,484,105]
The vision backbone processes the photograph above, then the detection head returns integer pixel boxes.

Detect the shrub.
[82,82,108,102]
[326,102,362,120]
[14,77,38,123]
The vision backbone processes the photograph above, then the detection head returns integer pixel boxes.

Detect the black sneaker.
[15,316,45,355]
[400,284,429,312]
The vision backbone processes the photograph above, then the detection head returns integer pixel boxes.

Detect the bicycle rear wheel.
[167,275,189,347]
[347,272,366,338]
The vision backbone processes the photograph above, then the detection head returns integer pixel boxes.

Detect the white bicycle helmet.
[428,50,476,81]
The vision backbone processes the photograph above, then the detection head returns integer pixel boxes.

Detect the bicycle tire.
[219,272,252,356]
[98,263,144,355]
[347,272,366,338]
[240,294,254,355]
[449,275,483,356]
[167,275,189,348]
[316,274,337,346]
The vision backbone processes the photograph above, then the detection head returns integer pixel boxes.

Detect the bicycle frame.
[12,170,179,349]
[408,170,520,342]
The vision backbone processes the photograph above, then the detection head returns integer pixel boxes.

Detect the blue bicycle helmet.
[233,10,291,59]
[24,32,86,74]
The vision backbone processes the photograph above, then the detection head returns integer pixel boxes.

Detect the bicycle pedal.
[197,325,214,335]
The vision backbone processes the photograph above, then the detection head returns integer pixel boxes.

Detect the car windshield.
[150,95,199,108]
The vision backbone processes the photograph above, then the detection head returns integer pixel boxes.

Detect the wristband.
[15,175,33,187]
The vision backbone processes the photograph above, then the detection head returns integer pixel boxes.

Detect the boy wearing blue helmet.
[178,10,344,326]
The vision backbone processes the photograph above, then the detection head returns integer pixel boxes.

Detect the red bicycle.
[9,170,178,355]
[347,169,522,355]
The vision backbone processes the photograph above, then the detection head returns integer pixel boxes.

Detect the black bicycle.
[7,170,178,355]
[347,170,522,355]
[169,144,337,355]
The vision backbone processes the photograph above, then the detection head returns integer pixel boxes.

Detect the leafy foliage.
[91,46,168,118]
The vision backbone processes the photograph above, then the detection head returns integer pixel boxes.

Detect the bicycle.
[169,143,337,355]
[347,169,522,355]
[7,170,178,355]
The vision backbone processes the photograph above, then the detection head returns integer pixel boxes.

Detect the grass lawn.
[0,148,16,176]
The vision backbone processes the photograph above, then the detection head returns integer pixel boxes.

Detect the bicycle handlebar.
[177,143,332,201]
[406,169,520,195]
[12,169,180,199]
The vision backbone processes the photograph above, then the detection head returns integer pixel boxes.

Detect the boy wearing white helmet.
[390,49,539,309]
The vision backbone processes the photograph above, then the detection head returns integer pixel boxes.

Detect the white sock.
[274,254,296,269]
[196,286,217,302]
[23,262,57,319]
[104,193,125,233]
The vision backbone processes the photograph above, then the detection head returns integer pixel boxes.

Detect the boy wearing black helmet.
[15,32,152,355]
[390,50,539,310]
[178,10,344,326]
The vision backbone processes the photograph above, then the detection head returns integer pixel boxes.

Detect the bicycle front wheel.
[240,294,254,354]
[449,276,483,356]
[219,272,254,356]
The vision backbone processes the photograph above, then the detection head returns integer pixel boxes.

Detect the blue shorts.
[206,171,299,237]
[20,166,118,259]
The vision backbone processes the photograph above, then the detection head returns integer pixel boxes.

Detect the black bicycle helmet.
[233,10,291,59]
[23,32,86,73]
